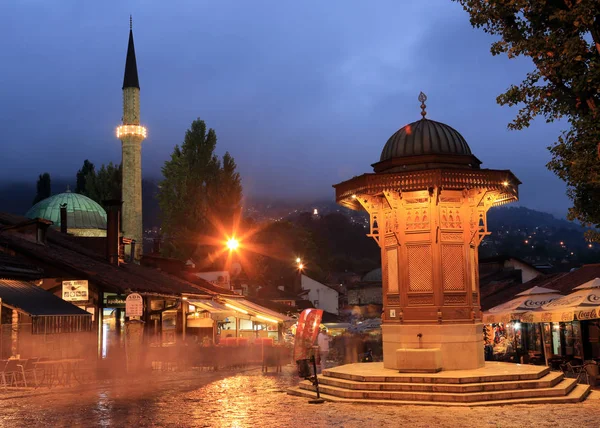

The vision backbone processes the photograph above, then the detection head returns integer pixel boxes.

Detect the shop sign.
[106,295,126,308]
[586,293,600,304]
[126,293,144,317]
[520,313,534,323]
[560,311,574,322]
[576,309,598,320]
[62,280,89,302]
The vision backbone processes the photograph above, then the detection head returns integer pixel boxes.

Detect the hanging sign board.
[105,295,126,308]
[126,293,144,317]
[62,280,89,302]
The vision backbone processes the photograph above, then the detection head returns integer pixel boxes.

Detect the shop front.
[483,286,562,363]
[521,278,600,364]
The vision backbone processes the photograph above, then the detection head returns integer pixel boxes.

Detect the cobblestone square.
[1,366,599,428]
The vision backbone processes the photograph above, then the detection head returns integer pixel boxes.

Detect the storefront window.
[571,321,583,358]
[526,323,543,353]
[552,323,561,356]
[162,310,177,346]
[563,323,575,355]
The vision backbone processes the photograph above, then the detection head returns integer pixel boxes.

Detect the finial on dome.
[418,92,427,119]
[66,185,71,193]
[130,15,133,30]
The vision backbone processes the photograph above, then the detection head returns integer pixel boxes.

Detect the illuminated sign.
[62,280,89,302]
[126,293,144,317]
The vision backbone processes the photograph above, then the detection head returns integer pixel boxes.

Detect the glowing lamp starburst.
[226,238,239,251]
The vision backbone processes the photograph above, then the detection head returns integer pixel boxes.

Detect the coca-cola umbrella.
[522,278,600,323]
[482,286,563,324]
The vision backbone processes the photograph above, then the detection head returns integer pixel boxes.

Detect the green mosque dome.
[26,191,107,230]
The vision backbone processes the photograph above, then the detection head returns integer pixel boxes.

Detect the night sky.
[0,1,571,217]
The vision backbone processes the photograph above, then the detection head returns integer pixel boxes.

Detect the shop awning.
[219,297,292,324]
[482,286,562,324]
[521,278,600,323]
[0,279,91,317]
[188,299,235,321]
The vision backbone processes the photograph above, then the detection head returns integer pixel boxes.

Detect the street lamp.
[294,257,304,293]
[227,238,239,251]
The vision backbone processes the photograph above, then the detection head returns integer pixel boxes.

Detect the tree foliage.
[75,159,95,194]
[455,0,600,239]
[82,162,122,206]
[32,172,51,205]
[239,212,380,292]
[158,119,243,260]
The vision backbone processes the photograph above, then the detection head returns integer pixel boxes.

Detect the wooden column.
[11,309,18,358]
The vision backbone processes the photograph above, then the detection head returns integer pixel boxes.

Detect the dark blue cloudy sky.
[0,0,571,216]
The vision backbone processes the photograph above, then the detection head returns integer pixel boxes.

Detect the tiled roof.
[0,212,224,298]
[480,265,600,311]
[0,253,44,280]
[480,273,565,311]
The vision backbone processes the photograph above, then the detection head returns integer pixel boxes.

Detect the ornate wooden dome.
[372,93,482,173]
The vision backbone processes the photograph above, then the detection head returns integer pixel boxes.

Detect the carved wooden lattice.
[408,295,434,305]
[387,295,400,305]
[440,207,462,229]
[384,235,397,247]
[405,207,429,231]
[441,232,462,242]
[444,295,466,305]
[384,211,394,234]
[442,244,465,291]
[407,245,433,292]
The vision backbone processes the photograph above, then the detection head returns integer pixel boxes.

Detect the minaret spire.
[117,17,146,262]
[123,16,140,90]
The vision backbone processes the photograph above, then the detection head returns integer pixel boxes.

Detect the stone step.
[323,363,550,384]
[288,383,591,407]
[317,371,564,393]
[298,378,578,403]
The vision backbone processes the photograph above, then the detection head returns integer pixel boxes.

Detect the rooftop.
[0,212,237,298]
[0,278,91,317]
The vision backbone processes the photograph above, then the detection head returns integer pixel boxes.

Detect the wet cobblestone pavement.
[1,366,599,428]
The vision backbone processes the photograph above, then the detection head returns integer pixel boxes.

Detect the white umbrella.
[483,286,562,324]
[523,277,600,323]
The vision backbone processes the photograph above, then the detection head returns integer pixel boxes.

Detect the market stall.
[483,286,562,363]
[520,278,600,362]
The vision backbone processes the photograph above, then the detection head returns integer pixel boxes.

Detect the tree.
[158,119,243,260]
[32,172,51,205]
[455,1,600,239]
[75,159,95,194]
[83,162,122,206]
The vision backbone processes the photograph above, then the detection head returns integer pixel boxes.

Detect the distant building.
[194,271,231,290]
[300,274,340,315]
[347,268,383,306]
[479,255,543,284]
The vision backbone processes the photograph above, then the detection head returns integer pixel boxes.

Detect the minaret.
[117,16,146,261]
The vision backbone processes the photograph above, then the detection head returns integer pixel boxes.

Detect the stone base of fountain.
[382,323,485,371]
[288,362,591,406]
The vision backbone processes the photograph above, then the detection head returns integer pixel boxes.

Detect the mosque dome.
[362,268,382,283]
[372,93,481,173]
[380,119,472,160]
[26,190,107,232]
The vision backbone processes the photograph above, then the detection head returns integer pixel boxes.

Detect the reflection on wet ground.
[1,366,599,428]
